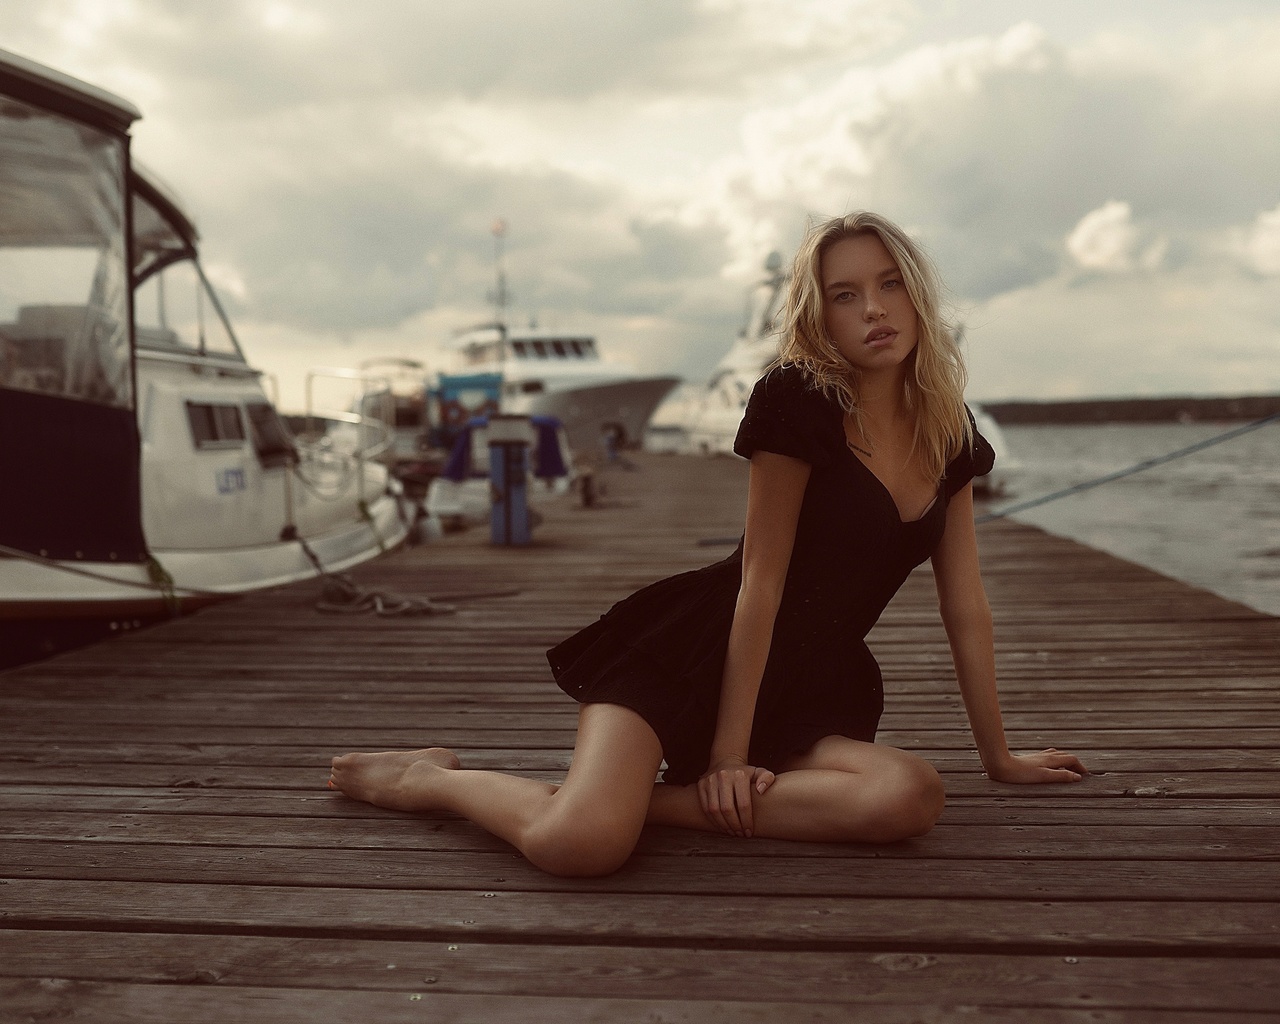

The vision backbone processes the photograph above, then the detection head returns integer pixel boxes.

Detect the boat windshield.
[0,92,131,407]
[133,254,244,361]
[132,186,244,361]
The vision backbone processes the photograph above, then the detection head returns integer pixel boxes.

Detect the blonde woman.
[329,212,1086,876]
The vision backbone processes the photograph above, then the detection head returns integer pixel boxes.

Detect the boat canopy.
[0,49,146,562]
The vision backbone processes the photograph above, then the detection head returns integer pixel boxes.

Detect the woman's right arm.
[699,449,810,836]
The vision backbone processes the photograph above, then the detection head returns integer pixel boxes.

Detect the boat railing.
[293,368,396,501]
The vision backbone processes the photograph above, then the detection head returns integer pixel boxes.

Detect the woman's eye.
[883,279,900,290]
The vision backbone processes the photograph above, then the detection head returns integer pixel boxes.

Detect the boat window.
[551,340,566,357]
[532,341,547,357]
[186,401,246,449]
[0,95,131,407]
[568,341,583,357]
[464,341,501,366]
[135,258,243,360]
[245,401,296,467]
[580,340,597,358]
[520,380,545,394]
[511,341,528,358]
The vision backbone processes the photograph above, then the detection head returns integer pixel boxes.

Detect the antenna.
[488,217,510,332]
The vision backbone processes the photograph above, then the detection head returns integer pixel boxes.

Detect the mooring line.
[975,411,1280,524]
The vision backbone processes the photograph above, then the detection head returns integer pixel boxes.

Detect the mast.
[488,218,510,361]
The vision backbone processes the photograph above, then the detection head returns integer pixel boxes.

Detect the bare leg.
[330,703,664,876]
[646,736,944,843]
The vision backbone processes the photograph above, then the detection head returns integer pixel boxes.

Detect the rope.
[691,410,1280,545]
[0,541,225,598]
[358,499,386,554]
[314,573,457,617]
[975,411,1280,524]
[145,555,180,615]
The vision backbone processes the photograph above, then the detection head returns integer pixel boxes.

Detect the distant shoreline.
[981,394,1280,425]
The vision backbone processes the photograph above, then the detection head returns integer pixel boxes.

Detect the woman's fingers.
[699,764,777,836]
[702,772,737,835]
[699,777,730,834]
[1038,749,1087,775]
[702,767,751,836]
[733,770,754,837]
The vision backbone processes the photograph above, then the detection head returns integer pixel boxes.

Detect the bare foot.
[328,747,461,812]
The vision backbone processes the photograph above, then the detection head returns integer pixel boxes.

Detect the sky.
[4,0,1280,410]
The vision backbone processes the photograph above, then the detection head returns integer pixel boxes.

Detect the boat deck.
[2,452,1278,1022]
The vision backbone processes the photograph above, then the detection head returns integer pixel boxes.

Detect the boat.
[684,253,1018,494]
[445,324,680,453]
[0,47,408,661]
[437,223,679,454]
[686,252,789,456]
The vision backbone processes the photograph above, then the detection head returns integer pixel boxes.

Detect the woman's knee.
[864,756,945,842]
[520,808,641,878]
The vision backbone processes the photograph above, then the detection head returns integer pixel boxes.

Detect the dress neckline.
[843,446,943,525]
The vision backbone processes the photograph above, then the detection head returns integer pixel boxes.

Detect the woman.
[329,212,1086,877]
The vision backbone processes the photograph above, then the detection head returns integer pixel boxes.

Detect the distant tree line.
[982,394,1280,425]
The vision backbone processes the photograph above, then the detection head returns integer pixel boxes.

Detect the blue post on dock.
[487,415,535,545]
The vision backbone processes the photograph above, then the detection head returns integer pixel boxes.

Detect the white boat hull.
[1,486,407,618]
[505,376,680,451]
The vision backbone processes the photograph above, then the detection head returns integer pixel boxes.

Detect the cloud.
[6,1,1280,402]
[965,264,1280,400]
[1066,201,1139,271]
[1237,202,1280,276]
[1065,201,1167,273]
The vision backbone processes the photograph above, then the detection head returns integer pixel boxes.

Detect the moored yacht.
[686,252,788,456]
[447,324,680,453]
[0,48,407,661]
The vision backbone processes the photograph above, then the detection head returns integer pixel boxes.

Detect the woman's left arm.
[931,483,1087,784]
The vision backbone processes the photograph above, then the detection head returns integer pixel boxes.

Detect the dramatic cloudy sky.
[5,0,1280,409]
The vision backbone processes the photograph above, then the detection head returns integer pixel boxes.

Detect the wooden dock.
[2,452,1278,1023]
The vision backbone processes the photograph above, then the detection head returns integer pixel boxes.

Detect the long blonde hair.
[776,212,972,481]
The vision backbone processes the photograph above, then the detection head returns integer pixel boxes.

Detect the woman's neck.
[854,369,911,425]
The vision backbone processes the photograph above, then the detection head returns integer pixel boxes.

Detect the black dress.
[547,363,995,784]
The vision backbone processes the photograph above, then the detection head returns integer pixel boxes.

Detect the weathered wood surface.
[2,451,1278,1023]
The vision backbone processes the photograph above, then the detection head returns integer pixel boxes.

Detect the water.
[989,421,1280,617]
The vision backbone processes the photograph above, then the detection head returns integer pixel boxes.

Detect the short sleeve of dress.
[943,406,997,496]
[733,365,834,468]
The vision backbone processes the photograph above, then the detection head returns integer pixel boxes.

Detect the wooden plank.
[1,787,1275,825]
[1,934,1278,1013]
[4,812,1278,859]
[7,980,1274,1024]
[3,879,1279,952]
[3,840,1278,899]
[8,699,1280,732]
[3,741,1277,771]
[4,723,1280,752]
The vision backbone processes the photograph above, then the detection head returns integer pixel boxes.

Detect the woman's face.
[820,232,920,379]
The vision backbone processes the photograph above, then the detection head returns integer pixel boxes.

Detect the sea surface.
[987,421,1280,617]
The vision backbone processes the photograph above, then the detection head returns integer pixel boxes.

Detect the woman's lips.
[865,327,897,348]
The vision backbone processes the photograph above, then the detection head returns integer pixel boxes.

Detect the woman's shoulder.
[753,362,832,408]
[734,363,840,466]
[943,405,997,495]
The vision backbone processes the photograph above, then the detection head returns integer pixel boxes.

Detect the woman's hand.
[697,755,776,837]
[986,748,1087,784]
